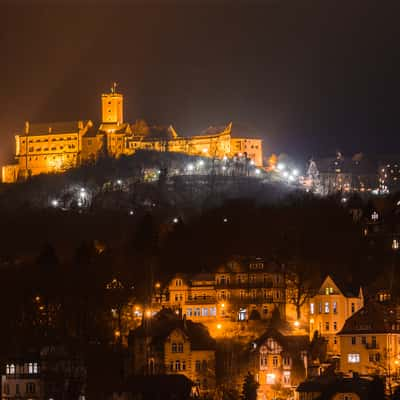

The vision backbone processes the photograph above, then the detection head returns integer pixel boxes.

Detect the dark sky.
[1,0,399,164]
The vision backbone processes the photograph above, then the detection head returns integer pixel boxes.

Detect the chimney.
[25,121,30,134]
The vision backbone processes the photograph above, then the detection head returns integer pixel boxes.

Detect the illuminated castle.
[2,85,263,183]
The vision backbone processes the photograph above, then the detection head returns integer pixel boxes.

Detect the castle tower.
[101,82,123,124]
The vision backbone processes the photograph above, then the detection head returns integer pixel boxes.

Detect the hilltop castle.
[2,86,263,183]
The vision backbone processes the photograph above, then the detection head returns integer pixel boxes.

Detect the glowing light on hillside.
[51,199,58,207]
[187,164,194,172]
[277,163,285,171]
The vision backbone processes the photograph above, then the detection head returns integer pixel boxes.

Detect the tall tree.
[241,372,259,400]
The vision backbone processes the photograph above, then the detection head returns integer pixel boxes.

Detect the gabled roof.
[297,375,378,399]
[254,327,309,353]
[130,310,216,351]
[318,275,362,298]
[339,301,400,335]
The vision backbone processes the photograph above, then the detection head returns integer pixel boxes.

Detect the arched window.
[175,360,181,371]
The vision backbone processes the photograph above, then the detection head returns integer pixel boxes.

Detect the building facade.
[128,310,216,396]
[160,258,286,324]
[2,87,263,182]
[338,302,400,386]
[309,275,363,356]
[251,327,309,399]
[2,360,41,400]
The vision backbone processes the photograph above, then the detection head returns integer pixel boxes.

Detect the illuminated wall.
[230,137,263,166]
[309,276,363,356]
[14,120,93,179]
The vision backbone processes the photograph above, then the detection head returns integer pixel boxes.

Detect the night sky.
[1,0,399,164]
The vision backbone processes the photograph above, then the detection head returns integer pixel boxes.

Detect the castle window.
[272,356,278,367]
[202,360,207,371]
[182,360,186,370]
[194,308,201,317]
[324,302,330,313]
[195,360,201,372]
[171,343,177,353]
[175,361,180,371]
[177,343,184,353]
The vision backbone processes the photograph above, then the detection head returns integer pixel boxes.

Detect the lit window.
[175,360,180,371]
[348,353,360,363]
[310,303,315,315]
[324,302,330,313]
[266,373,276,384]
[201,308,208,317]
[260,356,267,368]
[186,308,192,317]
[283,371,290,385]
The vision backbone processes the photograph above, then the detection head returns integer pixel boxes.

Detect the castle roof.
[22,120,91,136]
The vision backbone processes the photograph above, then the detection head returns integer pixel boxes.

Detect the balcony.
[185,298,217,305]
[215,281,275,289]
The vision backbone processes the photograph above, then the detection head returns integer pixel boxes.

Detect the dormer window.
[325,287,333,295]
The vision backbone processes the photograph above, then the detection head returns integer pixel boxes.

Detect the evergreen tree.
[241,372,259,400]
